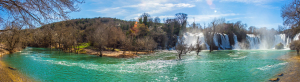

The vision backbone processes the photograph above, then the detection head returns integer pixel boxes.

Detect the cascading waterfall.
[246,34,260,49]
[219,34,231,49]
[273,34,288,48]
[293,33,300,41]
[183,32,293,50]
[213,34,220,50]
[233,34,240,49]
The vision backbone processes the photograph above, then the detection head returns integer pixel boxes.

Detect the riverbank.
[0,44,9,56]
[275,51,300,82]
[83,49,153,58]
[0,44,33,82]
[0,60,33,82]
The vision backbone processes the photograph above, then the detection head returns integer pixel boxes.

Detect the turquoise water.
[1,48,292,82]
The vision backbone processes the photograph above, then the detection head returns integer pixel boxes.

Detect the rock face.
[275,43,284,49]
[269,78,279,81]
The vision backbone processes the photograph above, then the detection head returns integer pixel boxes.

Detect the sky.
[69,0,291,29]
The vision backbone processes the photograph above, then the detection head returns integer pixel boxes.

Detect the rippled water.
[1,48,292,82]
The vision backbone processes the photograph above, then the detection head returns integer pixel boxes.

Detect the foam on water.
[233,56,247,59]
[256,62,288,71]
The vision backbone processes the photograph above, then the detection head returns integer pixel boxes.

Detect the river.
[1,47,292,81]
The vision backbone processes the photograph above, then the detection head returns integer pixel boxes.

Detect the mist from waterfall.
[183,32,209,49]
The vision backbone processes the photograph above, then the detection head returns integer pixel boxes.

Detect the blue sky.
[69,0,291,29]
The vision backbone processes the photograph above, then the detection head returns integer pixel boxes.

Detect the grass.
[74,43,91,53]
[76,43,90,49]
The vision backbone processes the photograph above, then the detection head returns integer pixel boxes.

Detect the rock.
[278,73,283,76]
[8,67,16,70]
[275,43,284,49]
[269,78,279,81]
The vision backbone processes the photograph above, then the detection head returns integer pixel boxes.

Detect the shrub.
[275,43,284,49]
[290,40,300,54]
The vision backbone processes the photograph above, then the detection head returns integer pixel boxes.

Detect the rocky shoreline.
[270,51,300,82]
[0,44,33,82]
[83,49,154,58]
[0,60,34,82]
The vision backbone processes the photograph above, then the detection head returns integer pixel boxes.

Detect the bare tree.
[290,40,300,54]
[121,36,133,55]
[209,19,217,52]
[277,25,285,33]
[281,0,300,28]
[175,36,189,59]
[0,23,23,53]
[175,13,188,35]
[195,37,202,55]
[91,26,108,57]
[0,0,83,28]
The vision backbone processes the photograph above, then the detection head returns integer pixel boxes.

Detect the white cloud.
[156,13,239,24]
[93,7,121,13]
[189,13,239,22]
[219,0,271,3]
[125,3,195,14]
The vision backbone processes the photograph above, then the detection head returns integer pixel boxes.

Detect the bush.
[290,40,300,54]
[275,43,284,49]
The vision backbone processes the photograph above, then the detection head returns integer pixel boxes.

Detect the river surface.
[0,48,292,82]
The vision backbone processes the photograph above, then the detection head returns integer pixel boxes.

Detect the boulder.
[8,67,16,70]
[275,43,284,49]
[269,78,279,81]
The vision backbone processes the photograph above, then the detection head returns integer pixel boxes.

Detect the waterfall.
[233,34,240,49]
[246,34,260,49]
[213,34,220,50]
[183,32,292,50]
[293,33,300,41]
[220,34,231,49]
[273,34,287,48]
[212,33,231,50]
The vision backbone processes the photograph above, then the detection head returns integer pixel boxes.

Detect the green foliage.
[76,43,90,49]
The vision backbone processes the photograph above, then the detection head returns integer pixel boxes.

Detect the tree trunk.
[179,50,182,59]
[99,48,103,57]
[210,33,215,52]
[136,51,138,55]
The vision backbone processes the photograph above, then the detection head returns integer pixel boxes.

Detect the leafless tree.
[0,23,23,53]
[290,40,300,54]
[175,13,188,35]
[121,36,133,55]
[107,26,125,51]
[175,36,190,59]
[195,37,202,55]
[91,26,108,57]
[209,19,217,52]
[0,0,83,28]
[281,0,300,28]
